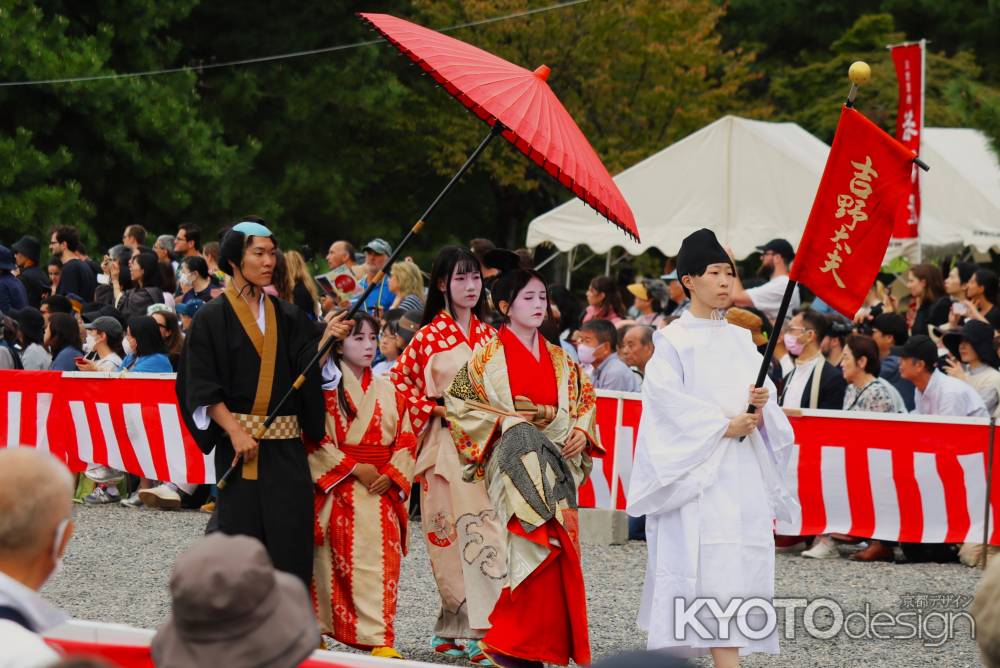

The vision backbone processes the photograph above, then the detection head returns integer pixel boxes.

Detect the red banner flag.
[890,42,924,242]
[790,106,916,317]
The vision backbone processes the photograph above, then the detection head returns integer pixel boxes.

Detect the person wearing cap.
[175,219,346,587]
[626,228,796,664]
[7,308,49,370]
[0,245,28,316]
[70,316,128,504]
[942,319,1000,417]
[71,314,125,376]
[0,449,74,667]
[174,298,205,333]
[151,533,320,668]
[354,238,396,316]
[870,312,916,411]
[627,280,666,328]
[10,236,50,309]
[661,269,690,316]
[730,238,800,324]
[898,335,988,417]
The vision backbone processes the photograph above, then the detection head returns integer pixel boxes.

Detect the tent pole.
[605,250,612,275]
[566,248,574,289]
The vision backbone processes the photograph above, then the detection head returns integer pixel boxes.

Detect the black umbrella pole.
[217,122,504,489]
[739,279,797,441]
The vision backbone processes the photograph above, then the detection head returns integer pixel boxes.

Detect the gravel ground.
[45,504,986,666]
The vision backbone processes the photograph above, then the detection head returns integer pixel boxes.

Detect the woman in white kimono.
[626,228,798,668]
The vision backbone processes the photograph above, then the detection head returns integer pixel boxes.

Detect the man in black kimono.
[175,220,329,586]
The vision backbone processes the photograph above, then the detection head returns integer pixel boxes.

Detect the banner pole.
[738,279,797,441]
[983,416,996,569]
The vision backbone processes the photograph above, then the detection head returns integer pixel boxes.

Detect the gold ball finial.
[849,61,871,85]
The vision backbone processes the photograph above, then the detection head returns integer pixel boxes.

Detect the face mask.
[178,271,192,287]
[577,343,597,366]
[123,337,135,356]
[83,333,96,354]
[783,332,805,356]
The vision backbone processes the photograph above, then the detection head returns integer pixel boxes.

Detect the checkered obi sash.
[231,413,301,441]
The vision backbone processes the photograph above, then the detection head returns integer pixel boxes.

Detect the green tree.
[404,0,766,248]
[0,0,251,248]
[769,14,999,149]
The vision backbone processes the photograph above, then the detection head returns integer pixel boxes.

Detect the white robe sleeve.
[626,337,730,517]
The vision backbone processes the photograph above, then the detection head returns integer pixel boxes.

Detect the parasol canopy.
[359,12,638,241]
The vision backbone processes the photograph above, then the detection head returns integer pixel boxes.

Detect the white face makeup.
[506,277,548,330]
[448,267,483,310]
[342,321,378,369]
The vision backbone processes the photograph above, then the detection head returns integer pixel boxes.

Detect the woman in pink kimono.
[390,246,506,665]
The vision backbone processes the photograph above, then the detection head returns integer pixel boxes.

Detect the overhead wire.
[0,0,590,88]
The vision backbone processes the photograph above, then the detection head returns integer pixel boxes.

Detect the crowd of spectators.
[3,226,999,568]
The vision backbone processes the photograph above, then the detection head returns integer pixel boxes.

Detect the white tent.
[920,127,1000,252]
[526,115,829,260]
[526,117,1000,262]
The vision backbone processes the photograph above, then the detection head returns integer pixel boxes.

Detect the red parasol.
[359,12,638,240]
[218,10,637,488]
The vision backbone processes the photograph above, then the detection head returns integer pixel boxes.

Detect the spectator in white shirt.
[899,335,989,417]
[730,238,801,324]
[0,449,75,668]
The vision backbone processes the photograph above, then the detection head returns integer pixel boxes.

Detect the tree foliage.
[1,0,999,262]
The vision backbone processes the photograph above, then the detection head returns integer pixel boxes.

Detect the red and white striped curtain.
[583,391,999,546]
[2,373,997,545]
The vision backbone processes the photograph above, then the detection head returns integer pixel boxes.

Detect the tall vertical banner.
[888,40,925,261]
[789,106,916,318]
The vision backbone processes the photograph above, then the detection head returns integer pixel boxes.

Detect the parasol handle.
[215,122,505,489]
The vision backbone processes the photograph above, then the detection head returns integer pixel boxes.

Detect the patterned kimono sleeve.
[389,331,436,437]
[567,359,604,456]
[305,390,358,493]
[444,361,503,481]
[380,390,419,500]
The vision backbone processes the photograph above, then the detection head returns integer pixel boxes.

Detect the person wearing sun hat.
[627,279,667,327]
[151,533,320,668]
[941,319,1000,417]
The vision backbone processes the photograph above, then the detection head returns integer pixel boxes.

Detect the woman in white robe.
[626,228,798,667]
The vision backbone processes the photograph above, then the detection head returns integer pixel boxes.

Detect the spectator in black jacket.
[48,226,96,302]
[11,236,49,308]
[0,246,28,315]
[778,309,847,410]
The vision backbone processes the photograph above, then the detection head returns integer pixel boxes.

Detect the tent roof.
[920,128,1000,252]
[526,115,829,259]
[526,117,1000,258]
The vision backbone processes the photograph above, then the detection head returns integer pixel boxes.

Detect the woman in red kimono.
[307,312,417,659]
[390,246,506,664]
[445,262,602,668]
